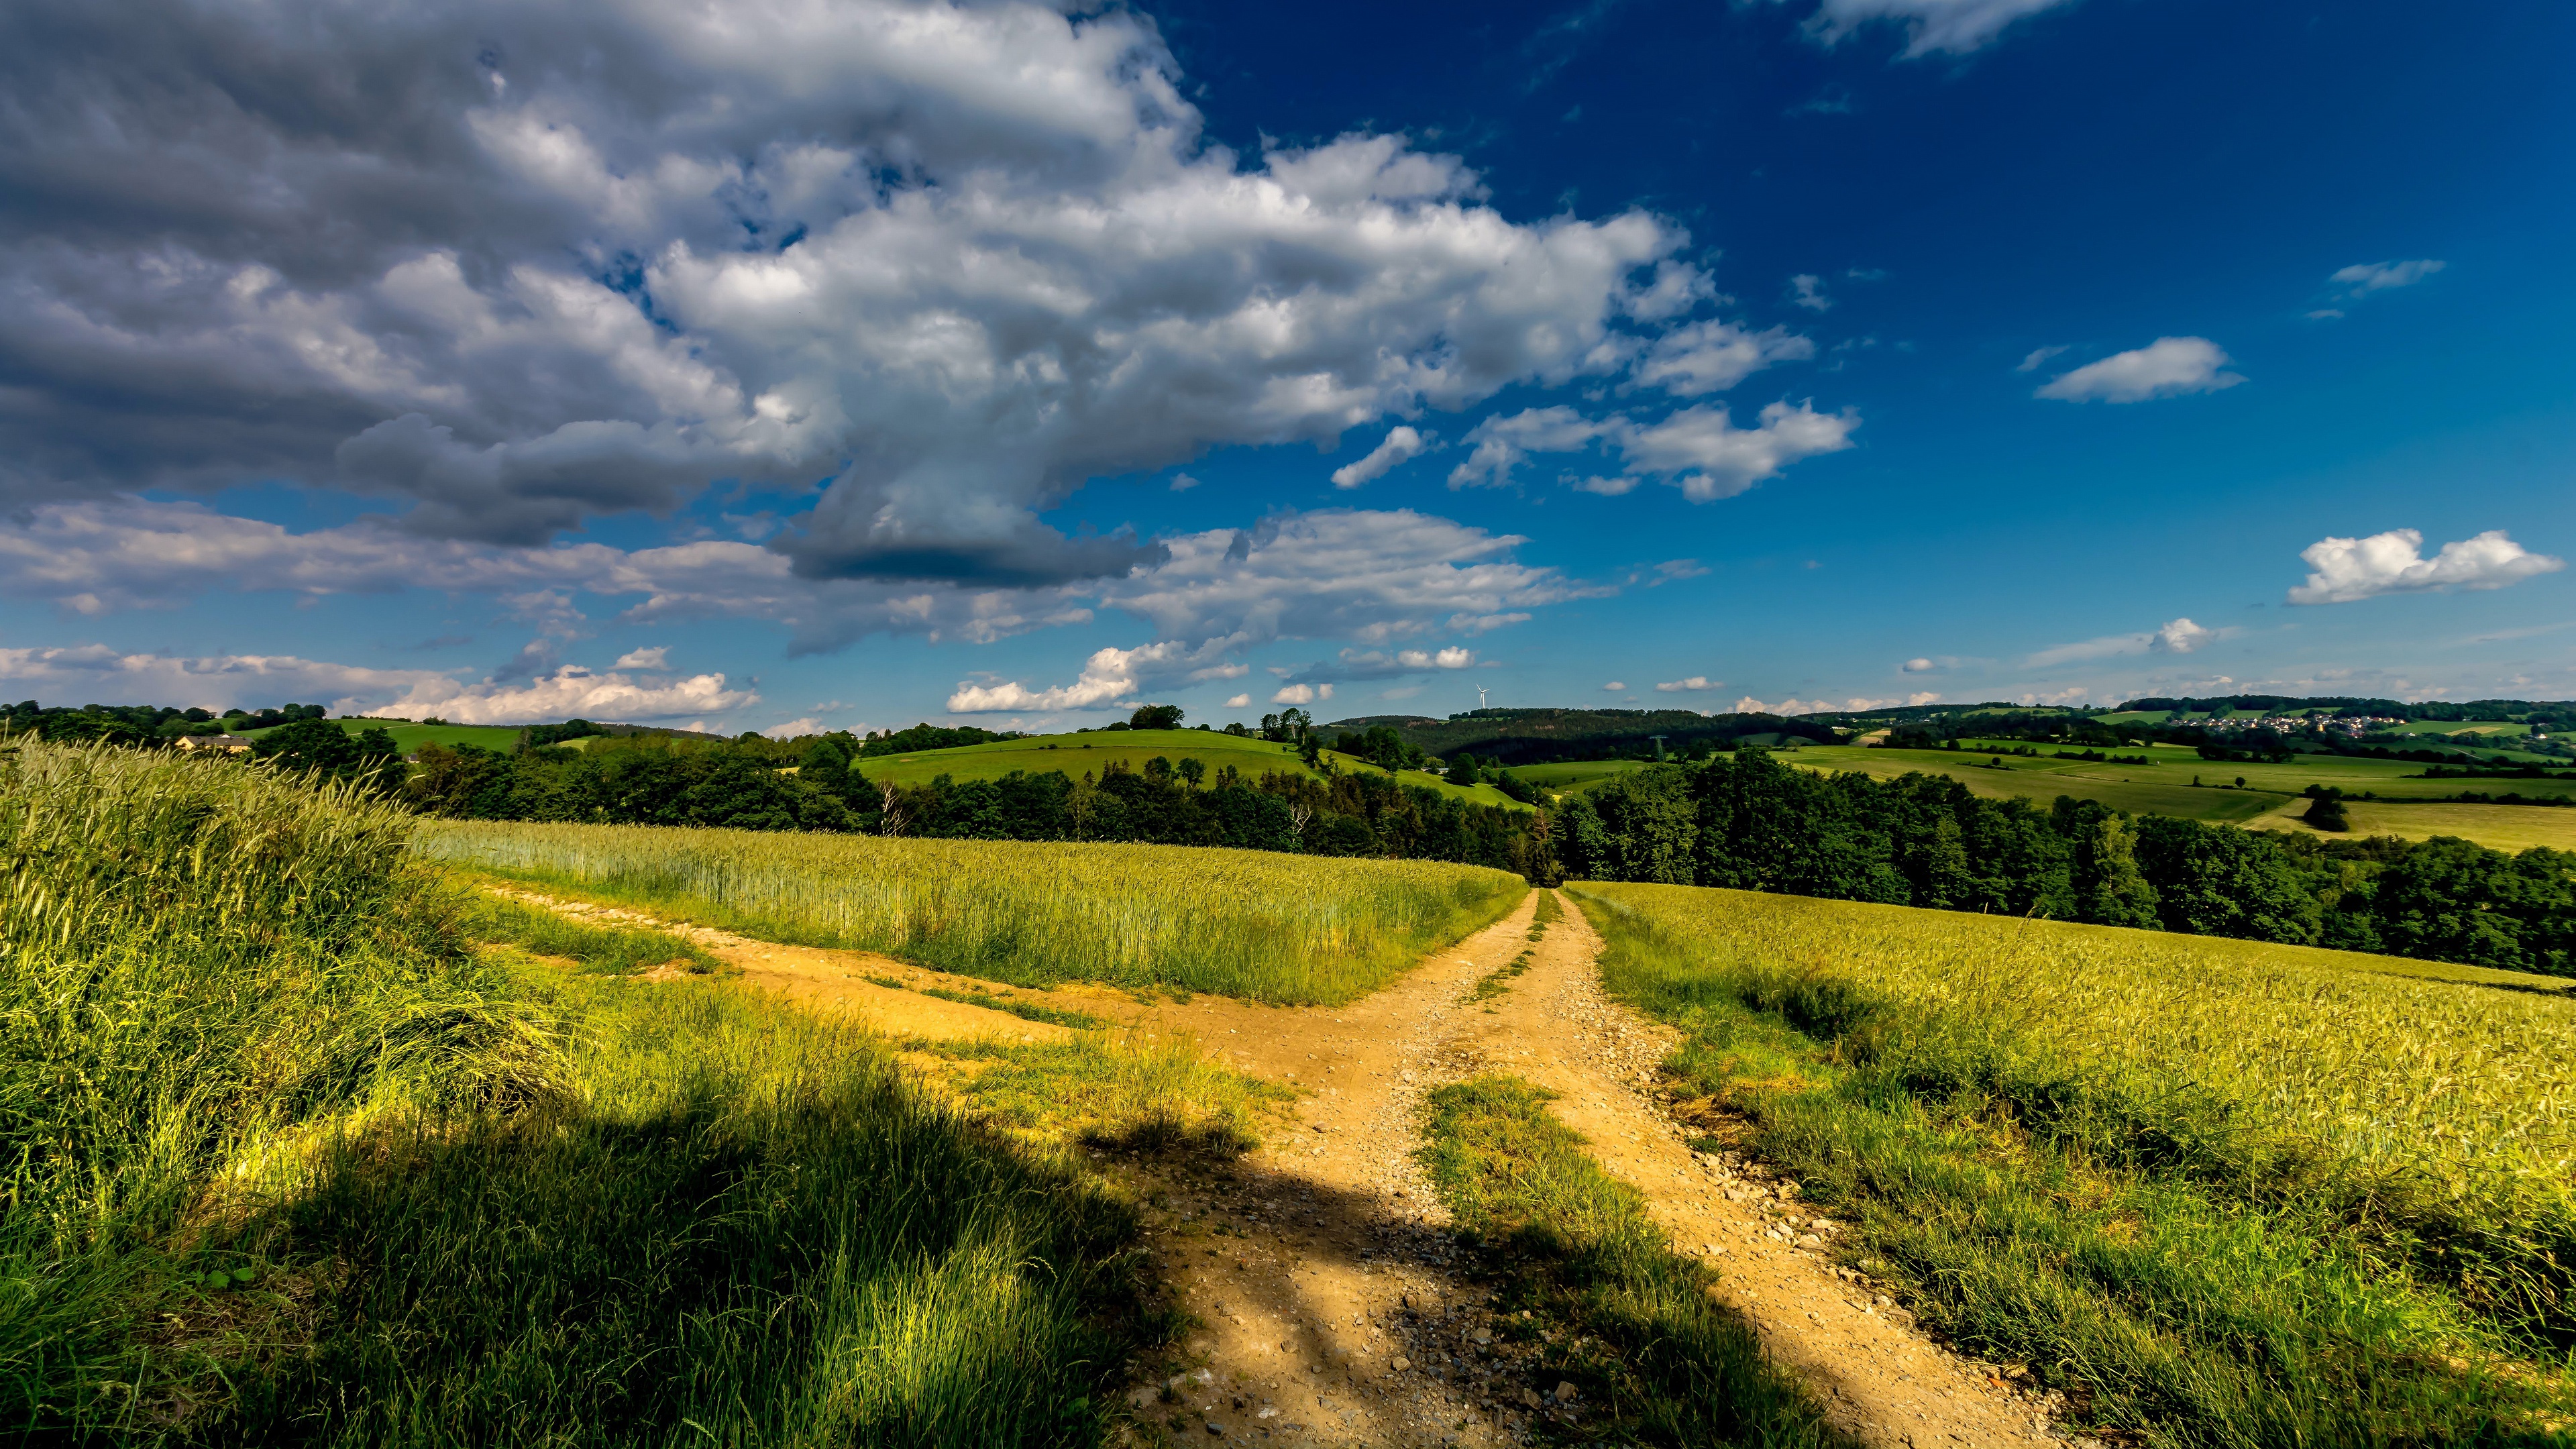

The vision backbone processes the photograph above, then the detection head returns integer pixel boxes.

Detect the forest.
[1559,747,2576,976]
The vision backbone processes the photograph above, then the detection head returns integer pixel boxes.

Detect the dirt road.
[503,884,2070,1447]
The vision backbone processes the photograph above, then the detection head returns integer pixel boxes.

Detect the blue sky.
[2,0,2570,733]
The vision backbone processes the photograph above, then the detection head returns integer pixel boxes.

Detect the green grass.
[0,734,1266,1446]
[1417,1075,1847,1447]
[855,728,1533,811]
[1566,881,2576,1447]
[417,820,1527,1006]
[461,891,721,975]
[236,718,546,753]
[1507,760,1655,798]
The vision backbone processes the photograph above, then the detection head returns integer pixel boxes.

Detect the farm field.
[1508,758,1654,796]
[1783,741,2576,836]
[238,718,559,753]
[2248,797,2576,853]
[1567,880,2576,1446]
[855,726,1534,811]
[417,818,1527,1004]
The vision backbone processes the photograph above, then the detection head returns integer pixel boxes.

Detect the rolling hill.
[851,727,1535,812]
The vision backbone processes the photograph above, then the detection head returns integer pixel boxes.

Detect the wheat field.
[1569,881,2576,1446]
[417,819,1527,1004]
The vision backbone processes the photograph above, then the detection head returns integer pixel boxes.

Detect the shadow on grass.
[184,985,1157,1449]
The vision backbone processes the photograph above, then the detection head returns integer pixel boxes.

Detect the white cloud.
[389,666,757,724]
[1331,426,1430,488]
[1901,656,1935,672]
[2331,259,2445,297]
[1789,274,1831,311]
[1619,402,1861,500]
[613,646,670,669]
[1731,694,1833,715]
[2026,616,2235,667]
[2286,529,2566,605]
[946,639,1216,713]
[1224,692,1250,708]
[1456,400,1857,499]
[1632,321,1815,396]
[1602,680,1626,691]
[1656,676,1716,692]
[761,717,822,739]
[2154,617,2218,653]
[1908,690,1940,706]
[0,641,753,724]
[1271,682,1334,705]
[1169,473,1201,492]
[2014,345,2068,374]
[2035,337,2244,403]
[1799,0,2085,56]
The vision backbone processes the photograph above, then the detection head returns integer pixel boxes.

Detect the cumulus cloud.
[2154,617,2218,653]
[387,665,756,724]
[1788,274,1831,311]
[1602,680,1627,691]
[613,645,669,669]
[946,639,1220,713]
[1731,695,1834,715]
[1331,426,1430,489]
[1452,400,1856,499]
[2331,259,2445,297]
[1656,676,1716,692]
[2014,345,2068,374]
[1271,683,1334,706]
[0,0,1707,589]
[1224,692,1250,708]
[1901,657,1937,672]
[1796,0,2085,56]
[760,717,822,739]
[2035,338,2244,403]
[1632,321,1815,396]
[2286,529,2565,605]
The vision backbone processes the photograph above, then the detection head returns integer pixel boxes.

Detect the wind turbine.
[1474,684,1490,710]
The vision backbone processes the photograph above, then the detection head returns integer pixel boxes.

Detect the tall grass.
[417,820,1526,1004]
[1568,881,2576,1446]
[2,738,554,1433]
[0,738,1183,1444]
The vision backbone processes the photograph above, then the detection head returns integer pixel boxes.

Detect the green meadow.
[237,718,557,753]
[853,727,1533,811]
[1507,758,1655,797]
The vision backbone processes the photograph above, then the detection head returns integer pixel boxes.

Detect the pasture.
[856,727,1532,811]
[238,717,551,753]
[1508,758,1654,796]
[1569,881,2576,1446]
[416,818,1527,1005]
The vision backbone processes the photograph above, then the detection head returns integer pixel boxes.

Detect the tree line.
[1558,748,2575,977]
[399,730,1552,877]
